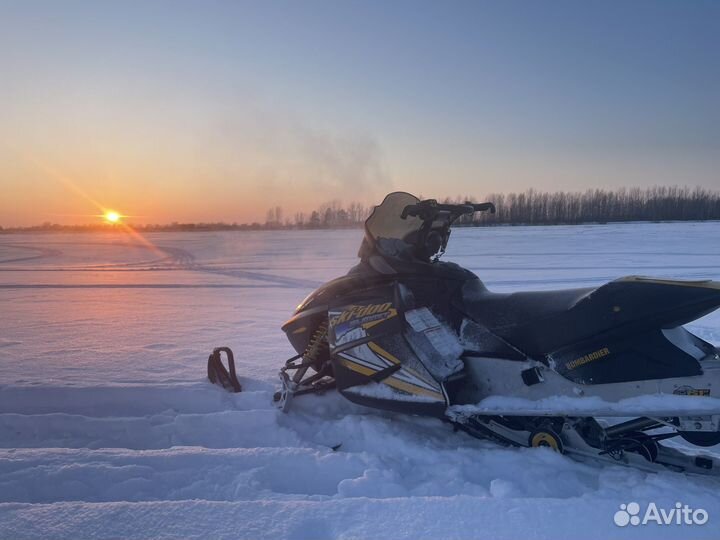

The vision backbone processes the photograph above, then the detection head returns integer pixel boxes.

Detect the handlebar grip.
[473,202,496,214]
[400,205,418,219]
[402,200,495,220]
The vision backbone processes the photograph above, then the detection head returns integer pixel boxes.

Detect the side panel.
[328,284,447,416]
[551,327,704,384]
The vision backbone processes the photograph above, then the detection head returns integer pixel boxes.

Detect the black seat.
[459,282,596,355]
[463,285,593,330]
[458,277,720,356]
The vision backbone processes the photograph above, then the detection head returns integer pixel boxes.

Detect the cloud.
[208,107,391,209]
[291,123,389,196]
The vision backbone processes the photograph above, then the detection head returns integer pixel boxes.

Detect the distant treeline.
[268,186,720,228]
[267,201,371,229]
[472,186,720,225]
[2,186,719,233]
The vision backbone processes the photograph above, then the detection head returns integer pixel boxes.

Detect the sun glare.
[104,211,121,223]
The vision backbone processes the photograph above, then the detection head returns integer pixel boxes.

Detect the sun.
[104,211,121,223]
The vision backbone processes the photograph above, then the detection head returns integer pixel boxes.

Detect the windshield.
[364,192,423,256]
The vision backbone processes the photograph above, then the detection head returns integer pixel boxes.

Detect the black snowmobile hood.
[293,256,476,316]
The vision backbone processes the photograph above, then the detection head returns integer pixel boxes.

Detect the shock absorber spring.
[303,320,329,366]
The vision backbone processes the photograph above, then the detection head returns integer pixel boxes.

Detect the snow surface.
[1,222,720,539]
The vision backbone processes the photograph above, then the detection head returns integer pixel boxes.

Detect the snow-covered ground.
[1,222,719,539]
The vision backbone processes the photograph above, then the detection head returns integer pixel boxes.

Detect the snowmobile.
[208,192,720,476]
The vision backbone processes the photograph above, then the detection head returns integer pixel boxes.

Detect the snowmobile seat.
[462,286,593,330]
[459,277,720,356]
[459,283,594,353]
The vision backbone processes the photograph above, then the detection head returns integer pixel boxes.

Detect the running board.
[448,397,720,419]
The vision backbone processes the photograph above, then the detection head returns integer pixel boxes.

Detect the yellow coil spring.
[303,320,329,364]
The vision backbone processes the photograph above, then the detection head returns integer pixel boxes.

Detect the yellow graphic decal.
[338,358,445,401]
[330,302,395,326]
[367,341,401,364]
[566,347,610,370]
[361,308,398,330]
[366,342,441,394]
[339,357,376,377]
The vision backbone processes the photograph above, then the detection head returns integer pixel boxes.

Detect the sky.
[1,0,718,226]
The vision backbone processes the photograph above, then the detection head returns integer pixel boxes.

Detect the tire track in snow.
[0,384,260,417]
[0,384,314,446]
[0,240,322,289]
[139,243,322,289]
[0,384,302,450]
[0,244,63,264]
[190,265,322,289]
[137,242,322,289]
[0,498,662,540]
[0,447,368,503]
[0,408,304,450]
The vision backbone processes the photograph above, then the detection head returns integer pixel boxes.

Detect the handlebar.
[401,199,496,221]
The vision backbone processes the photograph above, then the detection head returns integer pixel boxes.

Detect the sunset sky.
[1,0,719,226]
